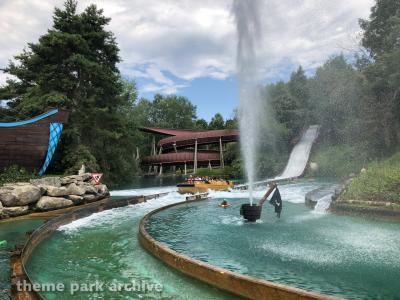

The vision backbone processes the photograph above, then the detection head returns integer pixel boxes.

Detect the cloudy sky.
[0,0,374,120]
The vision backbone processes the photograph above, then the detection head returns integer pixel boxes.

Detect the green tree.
[225,118,238,129]
[288,66,311,127]
[308,55,363,145]
[147,94,196,128]
[360,0,400,58]
[208,113,225,129]
[194,118,208,130]
[359,0,400,153]
[0,0,136,185]
[288,67,309,106]
[268,81,301,139]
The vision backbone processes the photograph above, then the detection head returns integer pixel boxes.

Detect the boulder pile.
[0,173,109,219]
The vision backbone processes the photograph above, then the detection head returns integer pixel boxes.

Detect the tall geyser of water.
[233,0,263,204]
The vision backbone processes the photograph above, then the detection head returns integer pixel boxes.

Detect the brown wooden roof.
[141,151,220,165]
[139,127,239,150]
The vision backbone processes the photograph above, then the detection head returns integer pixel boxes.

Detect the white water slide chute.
[275,125,320,180]
[236,125,320,189]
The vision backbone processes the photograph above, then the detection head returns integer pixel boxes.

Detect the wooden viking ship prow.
[0,108,69,175]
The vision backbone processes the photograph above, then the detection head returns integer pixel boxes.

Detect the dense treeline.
[262,0,400,178]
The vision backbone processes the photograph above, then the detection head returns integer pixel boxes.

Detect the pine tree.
[0,0,137,184]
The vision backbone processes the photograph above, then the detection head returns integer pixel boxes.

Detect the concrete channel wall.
[14,193,168,300]
[139,199,341,300]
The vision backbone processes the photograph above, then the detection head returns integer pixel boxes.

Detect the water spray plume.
[233,0,264,205]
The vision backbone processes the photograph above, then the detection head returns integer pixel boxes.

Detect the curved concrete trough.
[138,199,341,300]
[14,193,167,300]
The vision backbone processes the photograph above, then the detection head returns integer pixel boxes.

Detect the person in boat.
[219,200,231,208]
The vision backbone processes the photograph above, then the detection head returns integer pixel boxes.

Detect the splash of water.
[233,0,264,204]
[313,193,333,214]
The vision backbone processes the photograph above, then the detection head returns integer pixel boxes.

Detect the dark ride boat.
[0,108,69,175]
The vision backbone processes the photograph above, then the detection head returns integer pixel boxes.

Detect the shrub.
[309,144,368,178]
[0,165,38,186]
[342,153,400,202]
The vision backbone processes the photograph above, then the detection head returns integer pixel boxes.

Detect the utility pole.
[194,139,198,174]
[136,147,140,160]
[159,164,163,176]
[219,137,224,169]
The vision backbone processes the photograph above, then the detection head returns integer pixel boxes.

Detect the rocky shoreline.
[0,173,109,220]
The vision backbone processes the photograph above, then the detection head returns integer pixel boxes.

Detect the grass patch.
[341,153,400,203]
[309,145,368,178]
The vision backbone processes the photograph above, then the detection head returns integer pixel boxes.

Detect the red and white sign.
[91,173,103,184]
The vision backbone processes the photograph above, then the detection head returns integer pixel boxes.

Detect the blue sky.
[0,0,374,122]
[136,75,238,121]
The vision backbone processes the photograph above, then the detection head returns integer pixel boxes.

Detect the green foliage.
[309,145,368,178]
[358,0,400,153]
[225,118,238,129]
[308,55,363,145]
[0,166,38,186]
[141,94,197,129]
[208,113,225,129]
[360,0,400,57]
[62,144,99,174]
[194,119,208,130]
[342,153,400,202]
[268,81,302,140]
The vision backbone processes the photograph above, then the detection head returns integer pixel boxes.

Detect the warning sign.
[91,173,103,184]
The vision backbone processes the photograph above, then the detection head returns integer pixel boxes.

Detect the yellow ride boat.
[177,179,234,194]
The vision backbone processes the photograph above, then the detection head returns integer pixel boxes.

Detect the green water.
[146,184,400,299]
[25,194,241,299]
[0,219,44,299]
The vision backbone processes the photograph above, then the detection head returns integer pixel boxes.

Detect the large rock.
[66,195,84,205]
[3,182,30,187]
[66,183,86,196]
[0,201,3,217]
[46,186,68,197]
[78,182,97,195]
[36,196,73,211]
[2,205,30,217]
[30,177,61,187]
[96,184,109,196]
[61,173,91,185]
[82,194,100,203]
[0,185,42,206]
[77,173,92,182]
[0,189,17,206]
[60,177,77,185]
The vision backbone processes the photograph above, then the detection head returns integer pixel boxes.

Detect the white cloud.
[0,0,374,92]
